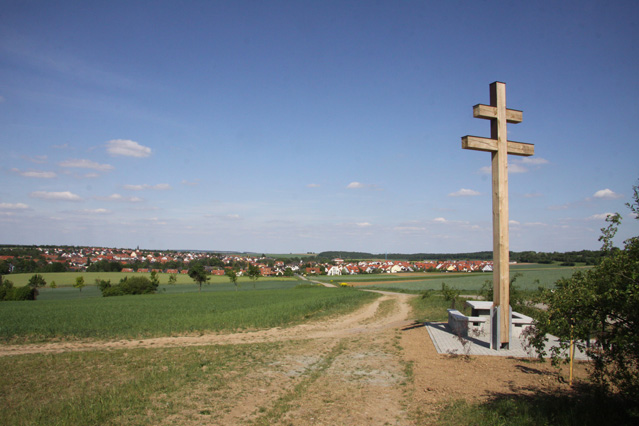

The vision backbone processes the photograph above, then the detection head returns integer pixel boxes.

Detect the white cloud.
[356,222,372,227]
[106,139,152,158]
[509,163,529,173]
[102,194,123,201]
[521,157,549,165]
[346,181,381,191]
[432,217,448,223]
[22,171,57,178]
[509,220,521,225]
[11,168,56,178]
[479,166,491,174]
[588,212,615,220]
[307,183,321,188]
[59,158,113,171]
[96,193,143,203]
[394,226,427,232]
[524,192,543,198]
[79,208,110,214]
[123,183,172,191]
[593,189,623,199]
[30,191,82,201]
[181,179,199,187]
[123,184,145,191]
[448,188,480,197]
[0,202,29,210]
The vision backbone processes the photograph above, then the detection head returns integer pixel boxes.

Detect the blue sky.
[1,0,638,254]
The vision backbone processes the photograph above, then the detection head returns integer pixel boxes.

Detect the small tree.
[530,179,639,399]
[225,269,238,291]
[188,263,209,292]
[168,274,177,285]
[150,271,160,288]
[74,276,85,292]
[441,282,461,309]
[28,273,46,289]
[247,264,261,289]
[50,280,57,289]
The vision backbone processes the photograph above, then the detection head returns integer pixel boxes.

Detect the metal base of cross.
[490,305,513,350]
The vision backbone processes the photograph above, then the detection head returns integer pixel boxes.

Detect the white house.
[326,266,342,276]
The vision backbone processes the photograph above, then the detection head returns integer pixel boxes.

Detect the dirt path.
[0,292,588,425]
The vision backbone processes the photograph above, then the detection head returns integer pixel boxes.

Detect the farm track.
[0,291,589,425]
[0,291,413,357]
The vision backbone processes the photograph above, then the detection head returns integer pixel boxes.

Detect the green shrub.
[0,280,37,301]
[0,279,13,300]
[99,276,158,297]
[13,286,37,300]
[95,279,112,292]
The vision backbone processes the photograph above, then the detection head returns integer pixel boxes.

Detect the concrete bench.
[465,300,492,317]
[512,312,534,334]
[460,301,535,337]
[447,309,488,337]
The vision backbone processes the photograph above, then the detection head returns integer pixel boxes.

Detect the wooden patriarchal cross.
[461,82,534,349]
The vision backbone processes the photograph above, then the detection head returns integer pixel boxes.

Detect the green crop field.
[2,271,300,288]
[34,278,304,301]
[0,286,378,343]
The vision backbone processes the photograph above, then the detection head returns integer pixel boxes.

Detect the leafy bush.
[99,276,158,297]
[0,279,37,301]
[95,279,112,292]
[12,285,37,301]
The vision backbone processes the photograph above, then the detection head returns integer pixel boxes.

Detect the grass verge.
[0,342,287,426]
[436,385,638,426]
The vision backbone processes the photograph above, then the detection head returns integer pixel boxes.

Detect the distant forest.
[315,250,605,265]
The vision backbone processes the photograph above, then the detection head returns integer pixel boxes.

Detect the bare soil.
[0,292,588,425]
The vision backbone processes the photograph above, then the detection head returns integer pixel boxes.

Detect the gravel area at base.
[426,322,590,359]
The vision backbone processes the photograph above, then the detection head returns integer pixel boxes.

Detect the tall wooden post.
[461,82,534,349]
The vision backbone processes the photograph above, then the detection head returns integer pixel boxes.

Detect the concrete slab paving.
[425,322,589,360]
